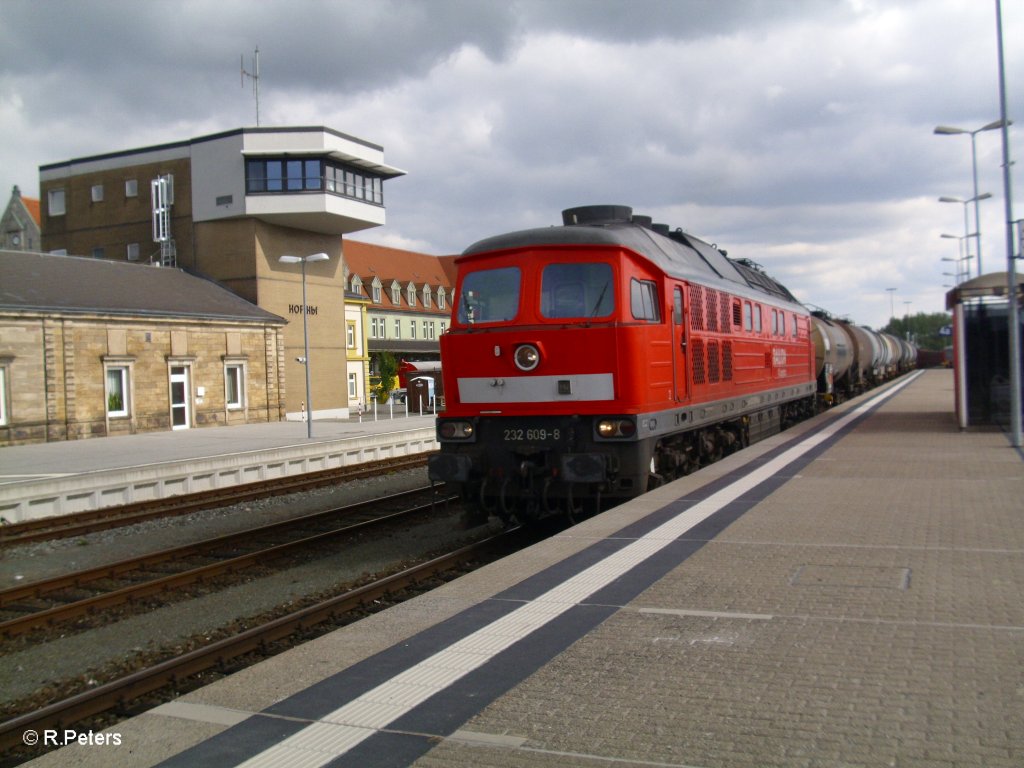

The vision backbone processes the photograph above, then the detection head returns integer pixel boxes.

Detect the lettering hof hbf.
[288,304,319,316]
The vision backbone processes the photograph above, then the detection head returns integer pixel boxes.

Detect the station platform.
[0,411,438,522]
[16,369,1024,767]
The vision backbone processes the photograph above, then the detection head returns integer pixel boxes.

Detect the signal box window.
[541,263,614,319]
[630,279,660,321]
[48,189,66,216]
[458,267,521,324]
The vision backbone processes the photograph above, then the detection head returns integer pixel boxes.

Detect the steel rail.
[0,529,519,756]
[0,486,452,639]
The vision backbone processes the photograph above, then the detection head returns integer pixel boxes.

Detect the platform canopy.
[946,271,1024,309]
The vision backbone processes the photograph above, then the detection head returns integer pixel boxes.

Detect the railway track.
[0,527,524,758]
[0,454,433,545]
[0,485,455,641]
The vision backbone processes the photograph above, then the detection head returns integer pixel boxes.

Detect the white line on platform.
[236,372,923,768]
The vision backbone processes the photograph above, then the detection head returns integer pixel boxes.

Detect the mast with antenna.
[241,47,260,126]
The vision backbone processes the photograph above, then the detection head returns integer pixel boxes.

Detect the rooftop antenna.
[241,46,260,126]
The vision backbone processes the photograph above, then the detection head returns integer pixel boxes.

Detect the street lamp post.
[941,255,973,285]
[279,252,330,438]
[940,233,976,283]
[938,193,992,280]
[934,120,1007,276]
[885,287,897,321]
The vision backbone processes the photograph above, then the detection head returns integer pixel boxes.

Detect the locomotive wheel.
[498,477,521,519]
[478,477,499,517]
[647,456,665,491]
[564,483,584,524]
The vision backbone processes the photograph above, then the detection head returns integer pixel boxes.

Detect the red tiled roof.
[343,239,456,313]
[21,196,41,226]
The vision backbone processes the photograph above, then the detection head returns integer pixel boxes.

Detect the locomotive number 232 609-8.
[503,428,561,442]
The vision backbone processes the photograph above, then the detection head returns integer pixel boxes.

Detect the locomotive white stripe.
[457,373,614,403]
[235,371,922,768]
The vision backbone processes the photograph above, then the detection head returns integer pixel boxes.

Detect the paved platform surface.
[15,369,1024,768]
[0,411,437,484]
[0,410,439,521]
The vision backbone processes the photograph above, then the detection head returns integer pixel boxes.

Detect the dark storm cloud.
[0,0,1019,328]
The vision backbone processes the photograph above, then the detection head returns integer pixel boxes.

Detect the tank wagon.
[428,205,826,523]
[810,313,917,404]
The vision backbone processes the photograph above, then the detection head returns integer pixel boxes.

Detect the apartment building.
[342,240,457,378]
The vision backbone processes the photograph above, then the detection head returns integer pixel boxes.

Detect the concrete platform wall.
[0,427,438,522]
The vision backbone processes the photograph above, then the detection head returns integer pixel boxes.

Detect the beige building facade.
[38,126,404,423]
[0,251,286,446]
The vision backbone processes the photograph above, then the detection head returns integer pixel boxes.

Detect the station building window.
[105,365,130,417]
[245,157,383,204]
[0,365,8,426]
[225,363,245,410]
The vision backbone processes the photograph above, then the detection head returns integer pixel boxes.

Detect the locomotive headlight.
[514,344,541,372]
[596,418,637,439]
[439,420,474,440]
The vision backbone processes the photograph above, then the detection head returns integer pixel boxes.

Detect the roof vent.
[631,214,653,228]
[651,223,670,235]
[562,205,633,226]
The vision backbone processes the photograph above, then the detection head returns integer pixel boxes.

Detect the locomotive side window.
[754,304,763,333]
[743,302,752,331]
[458,267,521,324]
[630,279,661,321]
[541,262,614,319]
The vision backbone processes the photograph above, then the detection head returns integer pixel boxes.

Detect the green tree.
[880,311,952,351]
[374,351,399,403]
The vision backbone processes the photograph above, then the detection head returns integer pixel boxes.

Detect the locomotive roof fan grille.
[562,205,633,226]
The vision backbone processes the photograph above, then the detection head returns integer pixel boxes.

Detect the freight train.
[427,205,914,524]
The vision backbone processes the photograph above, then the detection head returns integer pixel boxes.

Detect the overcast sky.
[2,0,1020,329]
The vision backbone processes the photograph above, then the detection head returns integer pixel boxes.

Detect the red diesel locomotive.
[428,205,819,523]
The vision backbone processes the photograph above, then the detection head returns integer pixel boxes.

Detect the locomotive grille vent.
[720,295,732,335]
[689,285,704,330]
[692,339,706,384]
[723,341,733,381]
[706,290,719,332]
[708,340,721,383]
